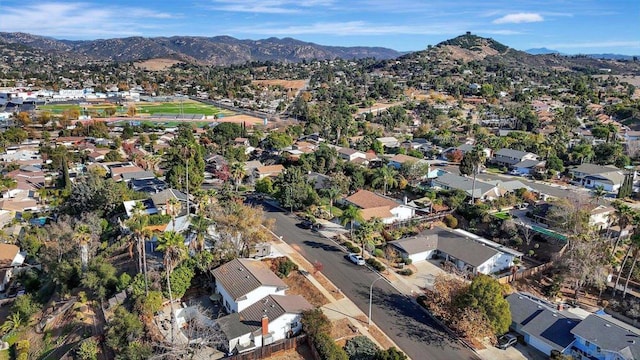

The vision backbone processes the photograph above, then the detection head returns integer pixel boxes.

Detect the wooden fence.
[227,335,307,360]
[498,262,553,284]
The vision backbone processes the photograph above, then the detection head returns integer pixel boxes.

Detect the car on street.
[298,220,313,229]
[497,334,517,350]
[347,253,365,265]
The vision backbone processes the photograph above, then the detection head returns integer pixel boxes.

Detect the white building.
[344,190,415,225]
[390,227,522,275]
[212,258,287,313]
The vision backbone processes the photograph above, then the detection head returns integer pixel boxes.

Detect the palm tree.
[460,145,485,204]
[371,166,398,195]
[340,205,364,238]
[167,198,182,229]
[230,162,246,192]
[612,201,635,256]
[126,214,151,293]
[591,185,607,204]
[0,313,23,335]
[180,145,195,217]
[613,213,640,296]
[156,231,187,344]
[623,234,640,298]
[322,187,341,217]
[73,224,92,270]
[190,215,211,251]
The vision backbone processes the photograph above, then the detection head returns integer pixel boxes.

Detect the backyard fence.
[226,335,307,360]
[498,262,554,284]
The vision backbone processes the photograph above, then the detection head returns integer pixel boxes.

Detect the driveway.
[404,260,448,290]
[477,342,547,360]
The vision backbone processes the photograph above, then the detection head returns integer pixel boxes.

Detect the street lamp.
[368,276,384,326]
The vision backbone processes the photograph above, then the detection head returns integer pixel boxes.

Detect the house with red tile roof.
[344,189,415,224]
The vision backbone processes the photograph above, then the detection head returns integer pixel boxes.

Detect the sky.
[1,0,639,55]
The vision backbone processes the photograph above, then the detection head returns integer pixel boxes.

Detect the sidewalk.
[270,239,400,352]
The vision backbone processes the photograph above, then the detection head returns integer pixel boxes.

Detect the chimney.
[261,315,269,336]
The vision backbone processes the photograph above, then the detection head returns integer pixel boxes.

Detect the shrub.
[443,214,458,228]
[12,294,41,322]
[375,347,408,360]
[301,309,331,339]
[398,269,414,276]
[344,241,361,254]
[344,336,379,360]
[403,258,412,265]
[314,332,349,360]
[275,257,299,278]
[373,248,384,258]
[366,258,386,272]
[15,340,29,360]
[76,338,99,360]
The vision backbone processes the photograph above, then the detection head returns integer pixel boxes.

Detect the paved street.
[261,202,479,360]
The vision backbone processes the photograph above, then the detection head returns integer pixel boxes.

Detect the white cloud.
[229,21,510,37]
[493,13,544,24]
[210,0,334,14]
[0,2,177,38]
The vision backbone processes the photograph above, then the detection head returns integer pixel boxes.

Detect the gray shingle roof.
[507,293,580,352]
[513,159,544,169]
[217,295,312,341]
[150,188,188,206]
[390,227,499,268]
[572,163,620,175]
[495,148,536,159]
[212,259,287,301]
[571,314,640,360]
[433,173,499,198]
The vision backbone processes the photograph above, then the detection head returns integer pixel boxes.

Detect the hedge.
[398,269,414,276]
[366,258,386,272]
[344,241,361,254]
[314,332,349,360]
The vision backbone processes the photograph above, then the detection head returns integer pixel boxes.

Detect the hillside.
[400,33,640,75]
[0,32,401,65]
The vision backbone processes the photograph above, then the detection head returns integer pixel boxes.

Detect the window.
[596,346,601,353]
[585,340,591,347]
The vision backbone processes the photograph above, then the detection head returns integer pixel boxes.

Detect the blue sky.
[1,0,639,54]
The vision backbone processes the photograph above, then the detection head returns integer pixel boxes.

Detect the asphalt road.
[260,202,479,360]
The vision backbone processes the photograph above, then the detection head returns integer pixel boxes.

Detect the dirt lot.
[266,343,313,360]
[133,58,182,71]
[218,114,265,126]
[252,79,307,90]
[262,258,329,307]
[285,252,345,301]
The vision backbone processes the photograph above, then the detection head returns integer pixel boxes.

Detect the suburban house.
[0,244,26,292]
[217,294,313,355]
[431,173,504,200]
[343,189,415,224]
[588,205,615,230]
[389,227,522,275]
[123,199,158,218]
[254,165,284,180]
[507,293,580,356]
[212,258,287,313]
[337,147,367,162]
[570,313,640,360]
[511,159,546,176]
[376,137,399,148]
[569,163,627,192]
[492,149,539,168]
[387,154,429,170]
[150,188,188,216]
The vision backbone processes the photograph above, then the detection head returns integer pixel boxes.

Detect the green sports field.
[38,100,232,117]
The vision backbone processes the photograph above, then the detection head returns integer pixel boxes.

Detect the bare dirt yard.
[133,58,183,71]
[262,258,330,307]
[252,80,307,90]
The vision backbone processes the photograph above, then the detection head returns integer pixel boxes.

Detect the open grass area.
[38,100,231,117]
[109,120,215,128]
[492,212,511,220]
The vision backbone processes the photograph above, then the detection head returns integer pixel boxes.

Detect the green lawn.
[38,100,232,117]
[492,212,511,220]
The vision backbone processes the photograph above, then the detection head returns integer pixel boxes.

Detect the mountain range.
[525,47,638,61]
[0,32,401,65]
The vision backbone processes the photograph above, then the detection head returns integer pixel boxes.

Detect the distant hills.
[525,47,637,61]
[0,32,401,65]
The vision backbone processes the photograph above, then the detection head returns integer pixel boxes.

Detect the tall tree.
[163,124,205,195]
[229,162,246,192]
[371,166,398,195]
[321,187,341,217]
[340,205,364,238]
[623,234,640,298]
[459,145,485,204]
[156,231,187,344]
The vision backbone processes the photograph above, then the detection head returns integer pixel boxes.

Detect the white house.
[492,148,539,168]
[337,147,367,162]
[217,294,313,354]
[344,190,415,224]
[431,173,504,201]
[570,163,627,192]
[389,227,522,275]
[212,258,287,313]
[0,244,26,292]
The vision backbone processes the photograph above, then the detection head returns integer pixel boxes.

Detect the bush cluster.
[344,241,361,254]
[398,269,413,276]
[443,214,458,228]
[366,258,386,272]
[301,309,348,360]
[15,340,30,360]
[275,257,299,278]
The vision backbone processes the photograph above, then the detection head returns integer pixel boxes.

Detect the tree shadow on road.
[355,288,466,353]
[302,240,342,252]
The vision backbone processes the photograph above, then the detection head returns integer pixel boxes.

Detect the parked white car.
[347,253,365,266]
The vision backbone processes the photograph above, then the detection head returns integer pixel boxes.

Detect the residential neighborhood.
[0,23,640,360]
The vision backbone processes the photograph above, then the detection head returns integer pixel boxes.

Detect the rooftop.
[212,259,287,301]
